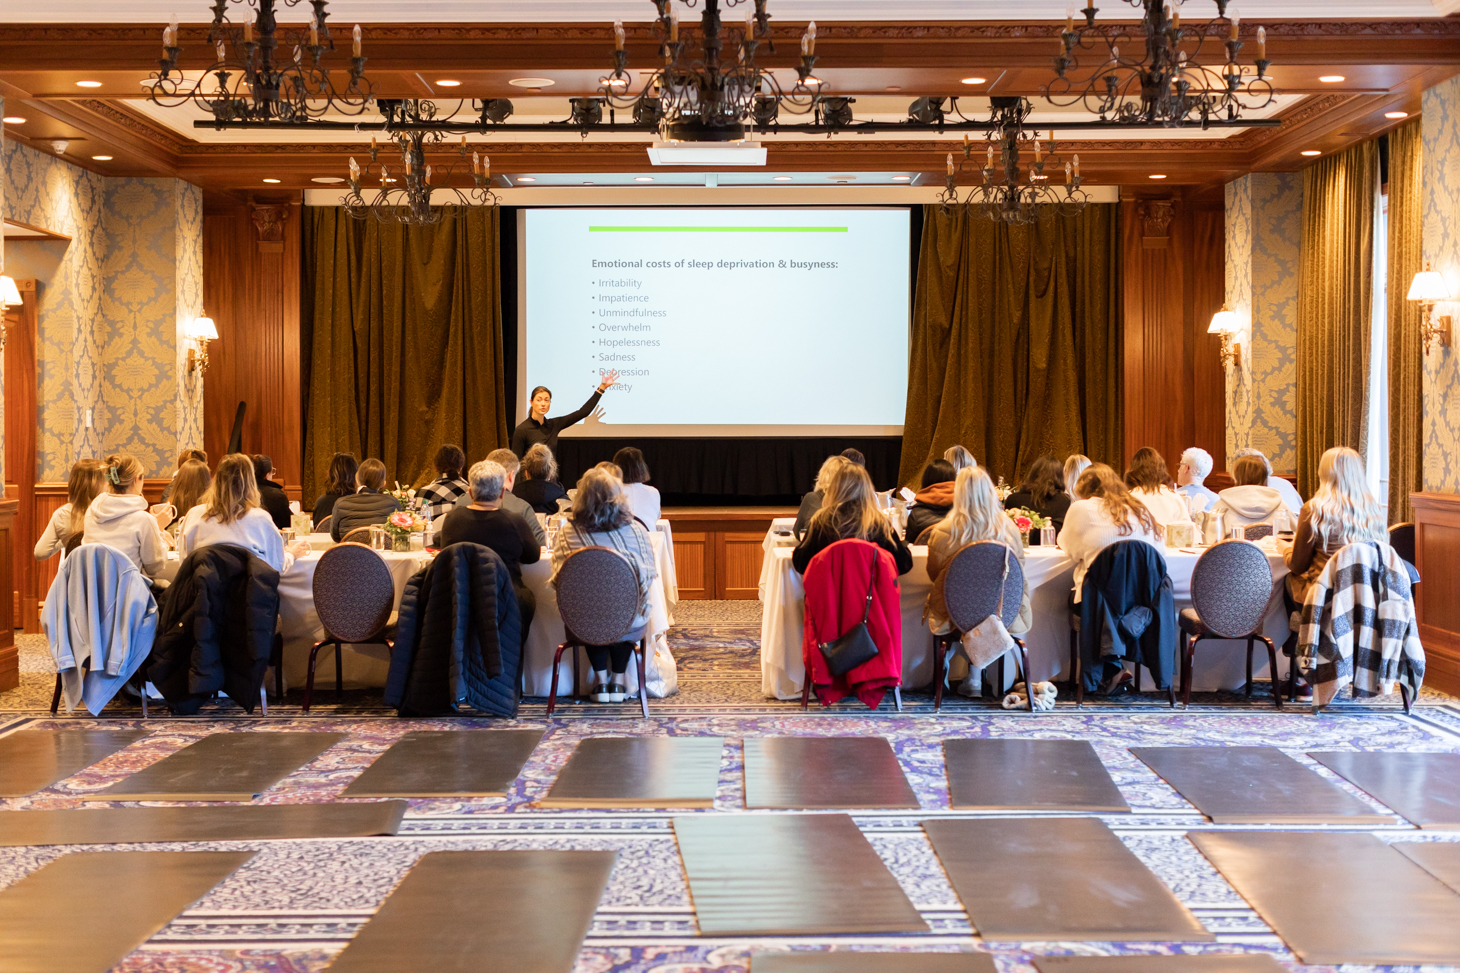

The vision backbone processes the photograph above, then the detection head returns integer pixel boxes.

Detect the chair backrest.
[1389,522,1416,566]
[312,542,395,641]
[555,546,640,645]
[316,514,332,534]
[942,540,1025,633]
[1243,523,1274,541]
[341,526,374,546]
[1190,539,1274,638]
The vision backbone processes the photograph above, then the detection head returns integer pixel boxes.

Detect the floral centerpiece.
[388,482,421,514]
[995,475,1013,503]
[383,509,426,552]
[1007,507,1052,547]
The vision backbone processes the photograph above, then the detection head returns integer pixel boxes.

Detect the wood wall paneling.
[0,500,17,691]
[1412,492,1460,696]
[3,280,37,632]
[663,508,790,600]
[720,532,771,600]
[671,531,711,601]
[201,201,303,501]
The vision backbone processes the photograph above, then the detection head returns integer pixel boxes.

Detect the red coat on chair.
[802,538,903,708]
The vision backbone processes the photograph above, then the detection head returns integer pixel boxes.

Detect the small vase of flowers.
[384,510,424,552]
[1008,507,1052,548]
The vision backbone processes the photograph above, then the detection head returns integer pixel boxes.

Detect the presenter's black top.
[510,389,603,458]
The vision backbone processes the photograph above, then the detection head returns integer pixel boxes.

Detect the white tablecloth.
[758,535,1291,700]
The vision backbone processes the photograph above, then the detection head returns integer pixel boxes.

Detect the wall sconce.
[186,314,218,374]
[0,275,21,351]
[1208,303,1243,369]
[1408,262,1452,355]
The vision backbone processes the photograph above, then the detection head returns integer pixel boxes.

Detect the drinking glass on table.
[1040,526,1056,547]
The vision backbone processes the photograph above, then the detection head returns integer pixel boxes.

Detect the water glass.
[1229,525,1245,541]
[1040,526,1056,547]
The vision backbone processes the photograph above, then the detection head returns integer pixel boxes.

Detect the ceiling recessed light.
[829,175,858,183]
[885,85,902,91]
[1301,149,1321,156]
[311,176,345,184]
[75,80,102,88]
[582,181,594,185]
[635,176,654,182]
[262,178,281,183]
[1319,75,1345,83]
[960,77,987,85]
[1149,174,1167,179]
[2,116,26,124]
[508,77,555,88]
[516,176,536,182]
[1384,111,1409,119]
[91,155,113,161]
[772,175,793,181]
[892,175,912,181]
[435,79,462,87]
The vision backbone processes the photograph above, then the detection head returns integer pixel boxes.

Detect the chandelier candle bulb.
[216,40,225,60]
[614,20,625,51]
[670,8,678,43]
[425,165,432,185]
[1230,9,1240,40]
[353,24,361,58]
[987,142,994,166]
[1034,138,1042,162]
[1257,26,1265,60]
[244,19,251,43]
[1073,154,1080,177]
[349,157,359,180]
[309,17,318,47]
[947,153,954,176]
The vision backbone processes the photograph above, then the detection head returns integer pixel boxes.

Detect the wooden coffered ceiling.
[0,15,1456,202]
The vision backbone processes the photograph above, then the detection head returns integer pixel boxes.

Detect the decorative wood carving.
[250,203,288,253]
[1411,492,1460,696]
[1140,199,1177,250]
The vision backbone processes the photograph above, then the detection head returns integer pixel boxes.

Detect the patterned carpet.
[4,602,1460,972]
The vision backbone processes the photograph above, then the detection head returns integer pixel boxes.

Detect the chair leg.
[636,638,650,719]
[801,653,813,710]
[271,633,284,700]
[1400,682,1413,715]
[573,643,582,703]
[932,634,946,713]
[51,673,62,716]
[302,638,335,714]
[1259,636,1282,710]
[893,686,903,712]
[1133,655,1142,694]
[259,684,268,716]
[1245,637,1254,698]
[335,639,344,702]
[547,642,572,717]
[1182,636,1197,709]
[1069,627,1083,708]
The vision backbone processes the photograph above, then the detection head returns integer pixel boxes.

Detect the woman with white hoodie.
[177,453,310,574]
[1209,455,1289,533]
[84,453,171,579]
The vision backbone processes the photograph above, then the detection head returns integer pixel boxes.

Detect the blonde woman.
[35,458,108,560]
[925,466,1030,637]
[943,445,977,472]
[178,454,310,574]
[794,450,864,538]
[83,453,171,578]
[1058,463,1164,600]
[1283,446,1386,605]
[1064,454,1092,499]
[792,462,912,576]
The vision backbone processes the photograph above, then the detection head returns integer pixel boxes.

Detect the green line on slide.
[588,225,847,233]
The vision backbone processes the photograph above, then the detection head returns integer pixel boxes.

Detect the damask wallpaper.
[1421,76,1460,493]
[1,137,203,481]
[1225,172,1302,473]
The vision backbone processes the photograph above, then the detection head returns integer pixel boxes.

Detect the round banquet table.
[757,521,1292,701]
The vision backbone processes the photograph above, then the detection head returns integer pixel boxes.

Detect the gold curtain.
[300,206,509,504]
[1387,119,1424,524]
[898,203,1121,487]
[1296,140,1376,497]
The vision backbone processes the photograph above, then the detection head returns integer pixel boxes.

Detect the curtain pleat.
[1387,120,1424,524]
[1296,141,1376,497]
[300,207,508,503]
[898,203,1121,487]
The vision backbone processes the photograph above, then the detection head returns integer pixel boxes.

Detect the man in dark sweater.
[440,459,540,637]
[251,454,293,529]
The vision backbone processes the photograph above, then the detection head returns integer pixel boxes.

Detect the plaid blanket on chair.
[1296,541,1424,707]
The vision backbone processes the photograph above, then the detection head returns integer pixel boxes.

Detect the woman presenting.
[511,369,620,458]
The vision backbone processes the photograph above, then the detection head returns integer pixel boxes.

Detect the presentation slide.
[520,207,910,437]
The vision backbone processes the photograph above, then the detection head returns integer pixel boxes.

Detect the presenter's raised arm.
[553,369,620,431]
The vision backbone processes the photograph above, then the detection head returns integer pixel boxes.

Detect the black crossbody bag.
[818,546,880,677]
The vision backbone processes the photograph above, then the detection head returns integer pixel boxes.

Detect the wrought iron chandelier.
[147,0,373,125]
[599,0,827,141]
[341,101,498,226]
[939,98,1089,225]
[1045,0,1274,127]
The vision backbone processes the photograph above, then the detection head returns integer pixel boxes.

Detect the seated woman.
[550,467,658,704]
[160,447,207,505]
[513,444,570,515]
[178,454,310,574]
[1210,454,1288,533]
[905,459,957,544]
[329,458,403,542]
[165,459,211,531]
[1058,463,1164,600]
[441,459,541,636]
[614,446,661,529]
[943,445,977,472]
[1003,454,1073,532]
[926,466,1031,637]
[794,448,865,538]
[793,461,913,576]
[36,458,107,561]
[1124,446,1194,529]
[84,453,172,579]
[312,452,358,529]
[1064,453,1092,498]
[417,444,470,522]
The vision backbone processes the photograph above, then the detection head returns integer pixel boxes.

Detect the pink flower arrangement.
[389,511,414,529]
[1014,515,1033,533]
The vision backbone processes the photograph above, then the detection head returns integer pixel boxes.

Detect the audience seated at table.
[926,466,1031,638]
[794,448,866,538]
[312,452,358,528]
[1058,463,1164,599]
[905,458,956,544]
[1064,453,1092,498]
[1003,454,1073,532]
[944,444,977,472]
[165,460,211,530]
[252,454,293,530]
[614,446,661,528]
[418,444,470,522]
[1235,447,1303,513]
[84,453,172,579]
[160,447,207,505]
[1176,447,1219,512]
[329,458,403,542]
[550,467,658,704]
[35,458,107,560]
[452,448,546,547]
[441,459,540,637]
[178,454,310,574]
[514,444,570,515]
[793,461,913,576]
[1124,447,1193,529]
[1210,454,1288,533]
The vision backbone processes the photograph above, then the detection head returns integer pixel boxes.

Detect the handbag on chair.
[818,545,881,677]
[959,546,1017,670]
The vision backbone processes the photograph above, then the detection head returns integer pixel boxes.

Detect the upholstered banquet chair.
[549,546,650,718]
[341,526,375,546]
[932,540,1030,712]
[1178,539,1281,708]
[1243,523,1274,541]
[303,542,397,712]
[315,514,332,535]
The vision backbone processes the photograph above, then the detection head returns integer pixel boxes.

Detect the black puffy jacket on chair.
[1075,539,1176,693]
[385,542,522,717]
[148,544,280,715]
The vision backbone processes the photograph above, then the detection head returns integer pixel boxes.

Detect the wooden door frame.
[3,279,38,632]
